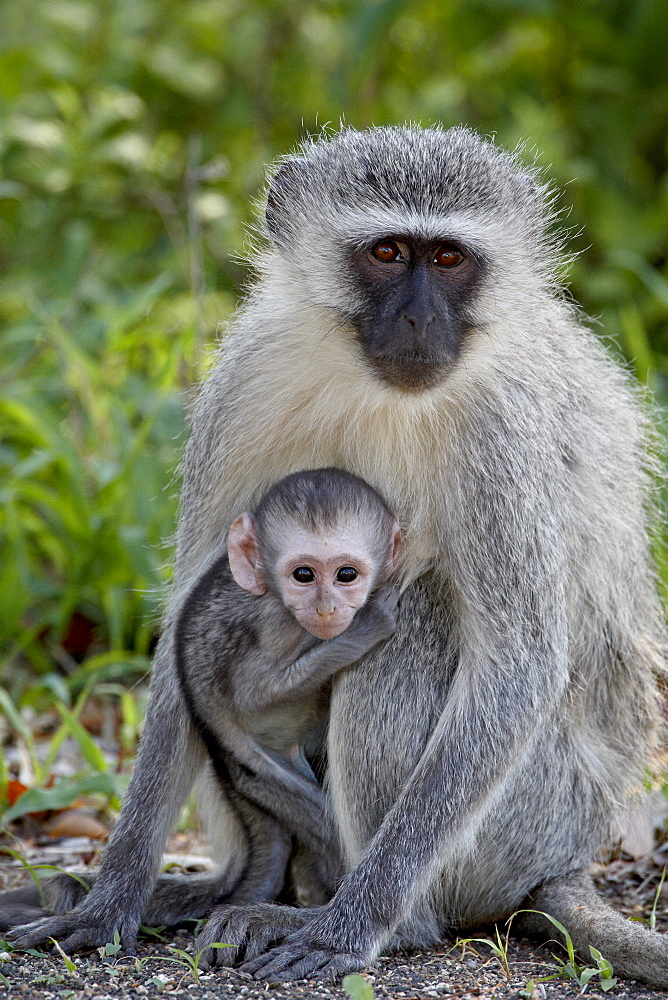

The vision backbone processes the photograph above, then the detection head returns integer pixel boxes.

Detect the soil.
[2,843,668,1000]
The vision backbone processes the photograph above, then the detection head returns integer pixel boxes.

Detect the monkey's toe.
[7,915,66,949]
[197,903,313,970]
[244,941,364,981]
[7,913,136,955]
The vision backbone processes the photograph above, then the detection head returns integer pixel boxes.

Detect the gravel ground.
[0,929,666,1000]
[2,839,668,999]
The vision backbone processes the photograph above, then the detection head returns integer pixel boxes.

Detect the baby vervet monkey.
[175,467,401,906]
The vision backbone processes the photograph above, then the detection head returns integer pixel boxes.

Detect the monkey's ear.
[380,521,403,582]
[266,159,310,242]
[228,514,267,595]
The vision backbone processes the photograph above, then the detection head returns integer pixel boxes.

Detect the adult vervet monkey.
[8,126,668,986]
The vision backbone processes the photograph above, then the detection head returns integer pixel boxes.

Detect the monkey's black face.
[348,236,484,391]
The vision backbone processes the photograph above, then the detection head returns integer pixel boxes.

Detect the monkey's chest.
[244,687,329,756]
[328,573,454,831]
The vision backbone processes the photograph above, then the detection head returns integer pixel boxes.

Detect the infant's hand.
[365,581,400,642]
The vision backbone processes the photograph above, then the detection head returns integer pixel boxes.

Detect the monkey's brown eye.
[371,241,403,263]
[433,246,464,268]
[336,567,358,583]
[293,567,315,583]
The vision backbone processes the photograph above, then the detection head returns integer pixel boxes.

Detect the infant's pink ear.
[228,513,267,595]
[380,520,403,583]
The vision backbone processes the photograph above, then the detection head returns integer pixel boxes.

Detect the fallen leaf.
[47,810,108,840]
[6,780,29,806]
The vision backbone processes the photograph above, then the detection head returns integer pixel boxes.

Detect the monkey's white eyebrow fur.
[331,207,503,250]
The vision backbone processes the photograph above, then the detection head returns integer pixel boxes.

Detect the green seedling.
[50,937,77,974]
[518,910,618,993]
[650,867,666,931]
[148,974,171,988]
[104,930,122,958]
[343,973,376,1000]
[151,942,231,984]
[631,865,666,931]
[31,971,66,987]
[138,923,167,940]
[453,919,513,979]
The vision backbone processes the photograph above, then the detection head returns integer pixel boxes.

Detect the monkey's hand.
[240,904,376,982]
[196,903,316,970]
[354,580,400,645]
[6,899,140,955]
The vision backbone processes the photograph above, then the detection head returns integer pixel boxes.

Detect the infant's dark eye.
[293,567,315,583]
[336,567,358,583]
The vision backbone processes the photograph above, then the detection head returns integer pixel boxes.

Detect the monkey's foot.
[7,911,138,955]
[196,904,316,970]
[242,935,365,982]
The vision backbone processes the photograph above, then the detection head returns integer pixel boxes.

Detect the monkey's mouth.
[300,616,353,640]
[367,354,449,391]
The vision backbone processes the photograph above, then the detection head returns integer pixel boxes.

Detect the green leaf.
[54,702,108,772]
[1,771,124,824]
[0,688,41,781]
[51,937,77,973]
[343,973,375,1000]
[104,931,122,957]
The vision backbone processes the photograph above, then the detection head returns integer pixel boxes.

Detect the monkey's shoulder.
[179,552,304,657]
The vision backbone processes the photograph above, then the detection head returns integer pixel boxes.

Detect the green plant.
[50,937,77,974]
[149,942,230,984]
[343,973,376,1000]
[631,866,666,931]
[30,970,66,987]
[103,931,122,958]
[453,921,513,979]
[1,771,125,825]
[522,911,618,993]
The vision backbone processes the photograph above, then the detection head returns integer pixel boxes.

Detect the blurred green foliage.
[1,0,667,697]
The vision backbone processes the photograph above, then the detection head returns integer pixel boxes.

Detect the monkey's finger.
[198,943,237,970]
[280,949,335,981]
[273,949,336,981]
[242,926,288,964]
[56,928,110,954]
[242,943,298,977]
[7,917,70,948]
[121,932,137,955]
[310,953,363,981]
[248,947,342,982]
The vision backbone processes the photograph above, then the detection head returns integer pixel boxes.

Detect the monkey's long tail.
[518,870,668,988]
